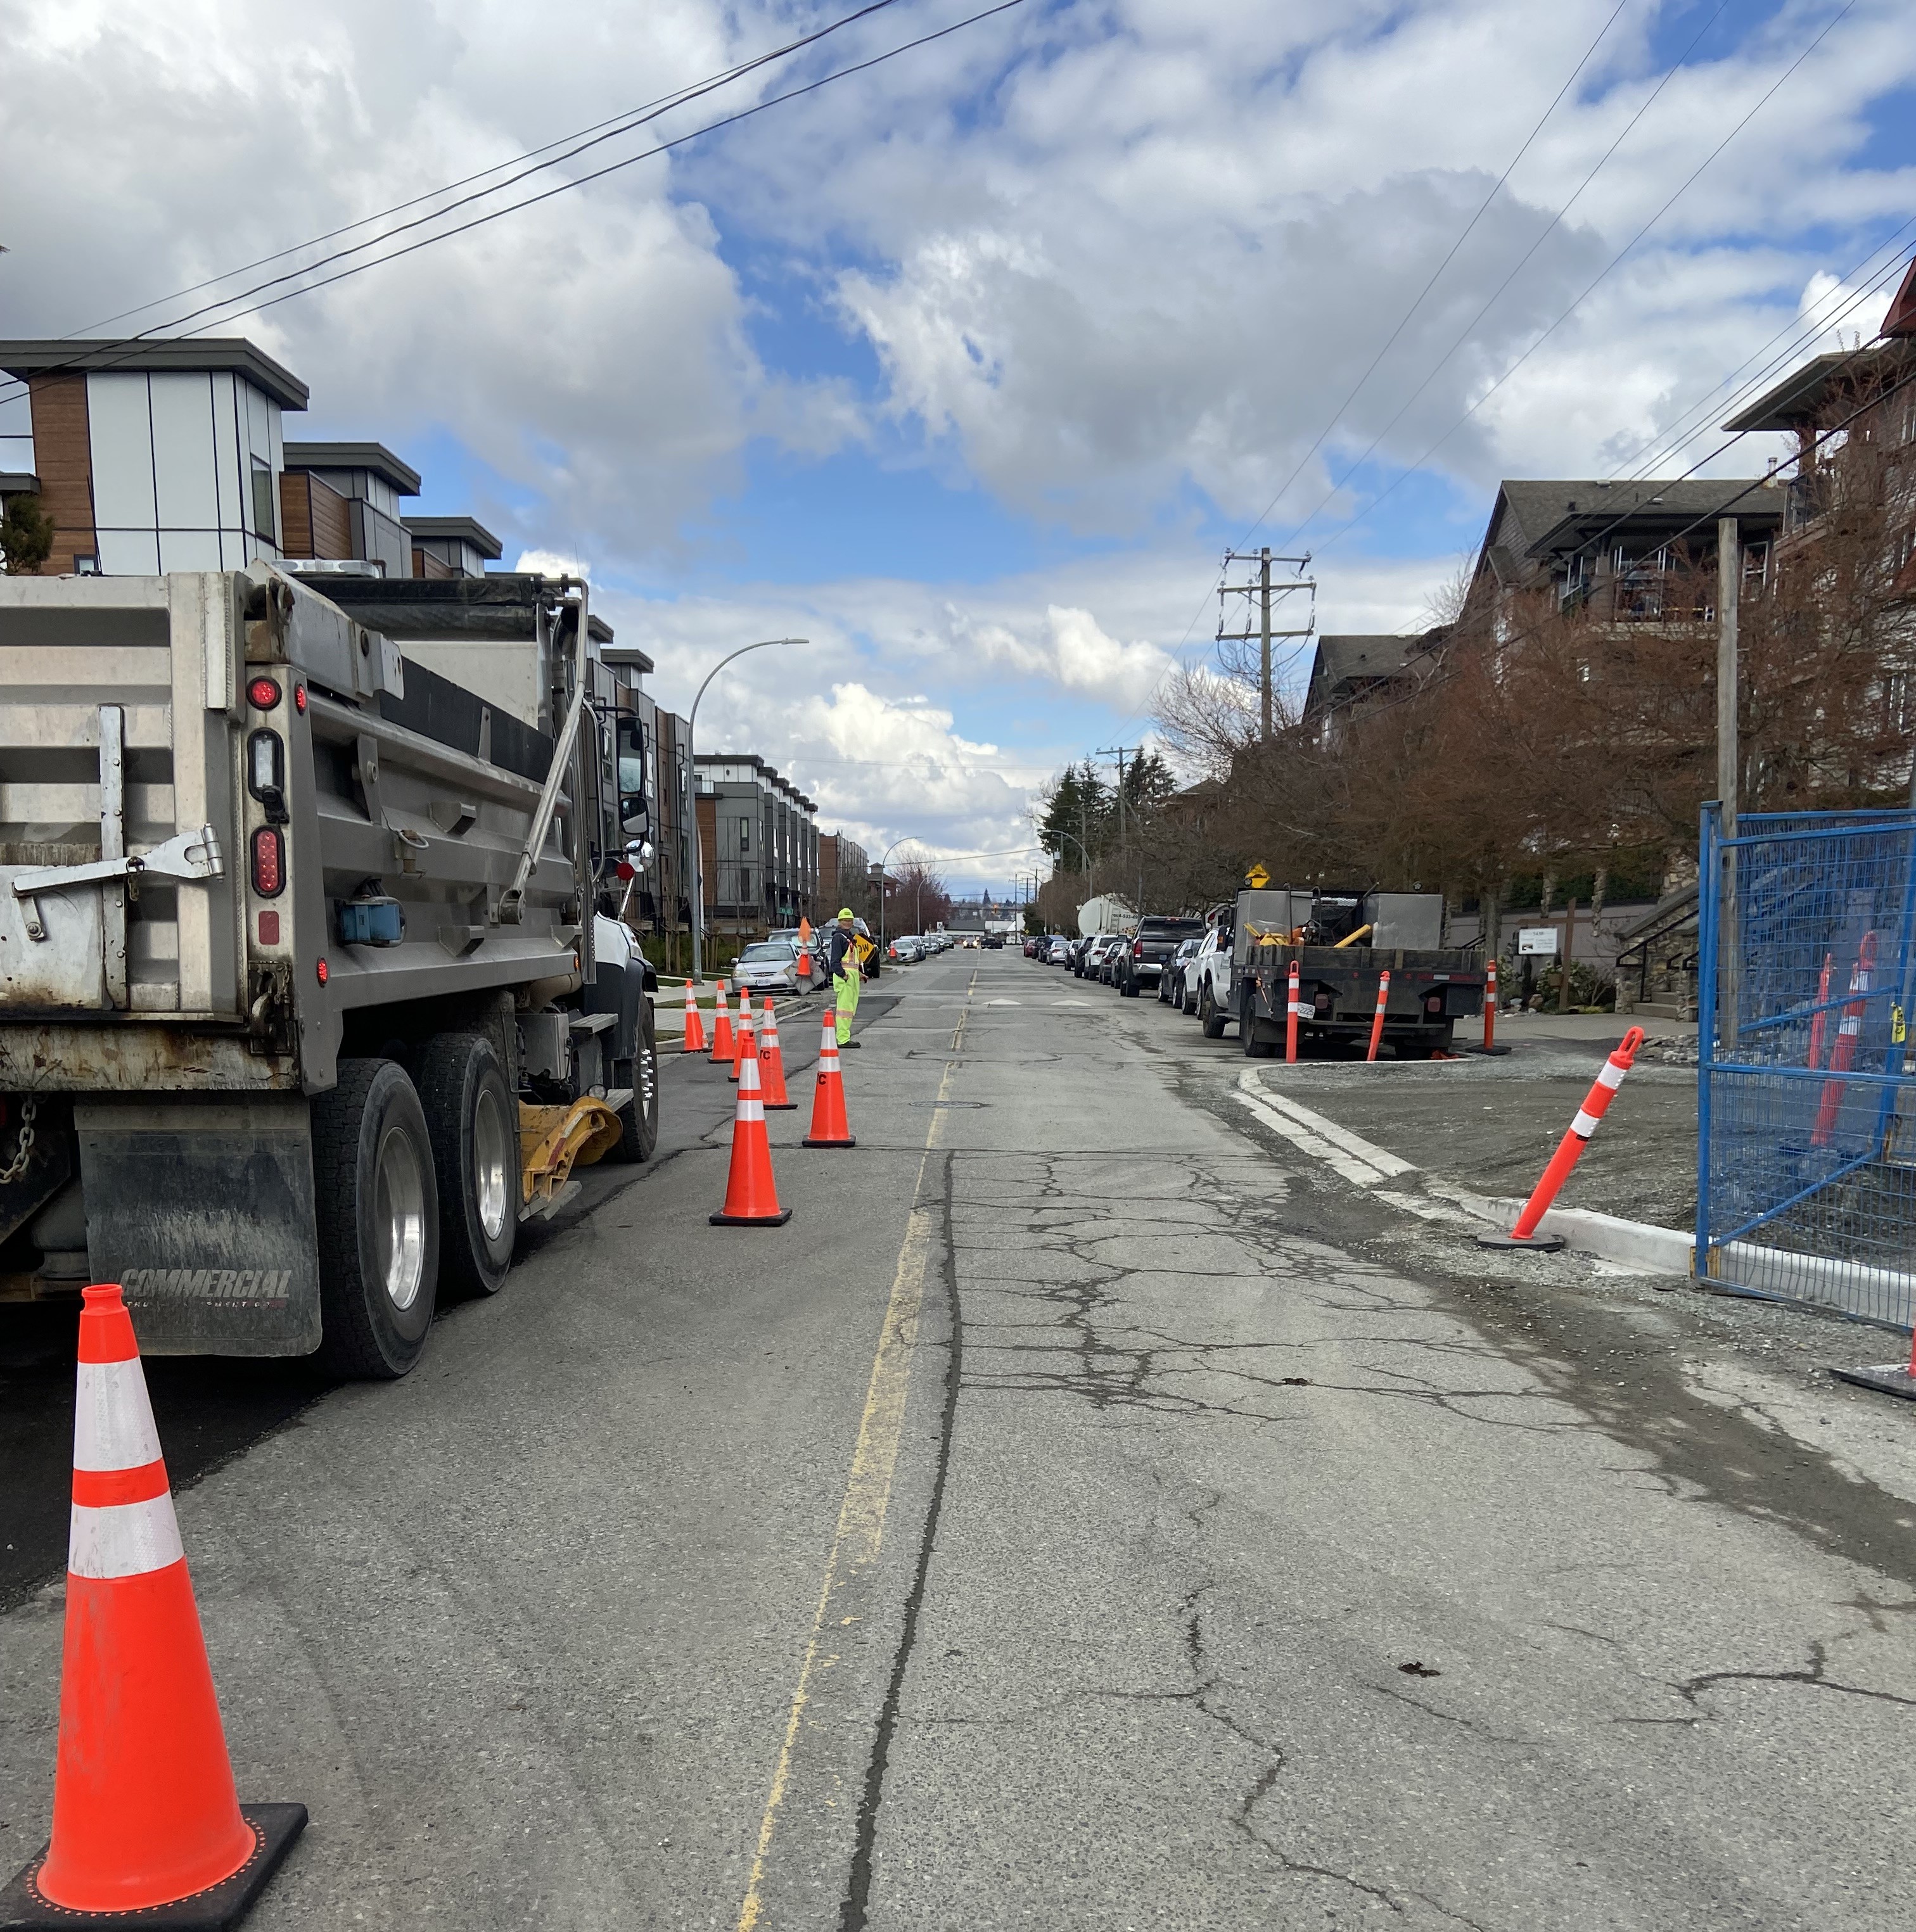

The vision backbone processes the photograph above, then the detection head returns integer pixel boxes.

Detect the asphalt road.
[2,950,1914,1928]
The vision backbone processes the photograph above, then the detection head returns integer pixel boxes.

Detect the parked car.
[1112,915,1207,998]
[1048,937,1073,965]
[732,938,801,995]
[1187,922,1237,1037]
[891,934,926,963]
[983,933,1004,950]
[1159,934,1202,1007]
[1083,934,1121,982]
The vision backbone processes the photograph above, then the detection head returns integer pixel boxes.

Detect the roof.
[0,338,308,410]
[596,644,656,677]
[1523,479,1785,559]
[1721,340,1916,431]
[1303,633,1436,716]
[1886,256,1916,339]
[283,441,421,495]
[404,514,503,560]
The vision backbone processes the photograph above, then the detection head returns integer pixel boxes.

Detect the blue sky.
[6,0,1916,895]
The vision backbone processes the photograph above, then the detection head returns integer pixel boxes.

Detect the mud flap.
[75,1096,323,1356]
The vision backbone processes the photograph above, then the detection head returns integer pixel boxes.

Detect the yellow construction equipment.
[518,1098,624,1219]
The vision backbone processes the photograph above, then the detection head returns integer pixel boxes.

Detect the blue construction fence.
[1697,806,1916,1328]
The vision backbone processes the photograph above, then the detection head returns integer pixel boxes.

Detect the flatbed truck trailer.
[0,566,660,1375]
[1232,887,1486,1059]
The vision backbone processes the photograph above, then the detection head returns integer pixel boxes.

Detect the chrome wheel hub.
[374,1122,428,1311]
[473,1085,511,1244]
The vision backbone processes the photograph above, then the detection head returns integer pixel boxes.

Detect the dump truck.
[0,566,660,1375]
[1232,887,1485,1058]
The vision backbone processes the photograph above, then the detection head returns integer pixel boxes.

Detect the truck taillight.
[246,675,281,711]
[251,826,284,897]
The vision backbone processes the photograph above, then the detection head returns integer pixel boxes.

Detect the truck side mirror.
[615,716,646,828]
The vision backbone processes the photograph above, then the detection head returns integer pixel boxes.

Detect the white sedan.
[732,939,802,994]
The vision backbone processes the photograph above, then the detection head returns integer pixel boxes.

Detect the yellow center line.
[735,966,976,1931]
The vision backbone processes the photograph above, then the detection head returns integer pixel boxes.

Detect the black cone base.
[710,1207,793,1226]
[763,1102,798,1110]
[803,1136,856,1149]
[1830,1364,1916,1402]
[3,1803,307,1931]
[1474,1231,1565,1252]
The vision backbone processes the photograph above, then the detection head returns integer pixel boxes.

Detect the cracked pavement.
[0,952,1911,1929]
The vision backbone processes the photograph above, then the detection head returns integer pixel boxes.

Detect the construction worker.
[827,908,862,1047]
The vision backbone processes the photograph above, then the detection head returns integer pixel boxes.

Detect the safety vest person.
[827,909,862,1047]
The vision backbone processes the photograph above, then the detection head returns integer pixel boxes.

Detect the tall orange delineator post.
[1807,950,1834,1069]
[1478,1027,1645,1251]
[1812,933,1876,1148]
[1285,960,1302,1064]
[1,1284,305,1927]
[1469,957,1509,1056]
[710,1024,793,1226]
[1366,970,1391,1063]
[681,979,708,1055]
[709,981,735,1065]
[803,1008,856,1148]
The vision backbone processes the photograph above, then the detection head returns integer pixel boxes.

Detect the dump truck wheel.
[314,1058,440,1378]
[608,1000,660,1164]
[419,1033,516,1297]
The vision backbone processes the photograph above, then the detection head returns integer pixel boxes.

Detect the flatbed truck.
[1232,887,1486,1059]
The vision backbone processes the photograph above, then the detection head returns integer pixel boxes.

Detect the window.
[739,818,750,854]
[74,553,99,575]
[250,459,278,543]
[1743,542,1770,590]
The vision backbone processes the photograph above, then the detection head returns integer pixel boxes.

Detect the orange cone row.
[2,1283,305,1928]
[706,996,859,1229]
[681,979,707,1054]
[709,979,734,1064]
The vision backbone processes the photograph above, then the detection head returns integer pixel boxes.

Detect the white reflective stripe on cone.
[1571,1109,1600,1137]
[70,1494,186,1580]
[1593,1060,1628,1092]
[74,1358,163,1471]
[736,1101,766,1123]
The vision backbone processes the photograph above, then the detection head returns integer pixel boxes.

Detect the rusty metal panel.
[0,1022,297,1091]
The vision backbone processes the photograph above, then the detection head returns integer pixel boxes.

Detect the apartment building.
[694,754,819,939]
[0,338,307,575]
[819,832,873,919]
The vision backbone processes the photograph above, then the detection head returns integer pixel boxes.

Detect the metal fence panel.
[1697,806,1916,1327]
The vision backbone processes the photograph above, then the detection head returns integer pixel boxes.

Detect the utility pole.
[1718,516,1740,1043]
[1217,549,1315,740]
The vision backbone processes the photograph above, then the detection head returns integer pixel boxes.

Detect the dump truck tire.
[419,1032,516,1298]
[313,1058,440,1379]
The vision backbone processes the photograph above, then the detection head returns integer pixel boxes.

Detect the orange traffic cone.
[3,1283,305,1927]
[803,1007,857,1149]
[758,1001,795,1109]
[709,979,734,1064]
[710,1025,793,1226]
[681,979,707,1054]
[731,988,755,1082]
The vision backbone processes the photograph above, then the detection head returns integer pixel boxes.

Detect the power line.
[1300,0,1860,566]
[49,1,904,347]
[0,0,1030,404]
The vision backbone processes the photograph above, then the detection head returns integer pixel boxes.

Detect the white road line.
[1244,1077,1419,1179]
[1232,1080,1392,1188]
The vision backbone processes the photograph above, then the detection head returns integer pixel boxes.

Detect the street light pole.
[876,834,920,955]
[687,637,805,984]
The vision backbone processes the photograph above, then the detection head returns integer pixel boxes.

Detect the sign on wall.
[1517,926,1560,956]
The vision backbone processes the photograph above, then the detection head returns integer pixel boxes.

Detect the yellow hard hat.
[838,907,855,920]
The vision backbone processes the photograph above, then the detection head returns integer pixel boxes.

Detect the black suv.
[1111,915,1208,998]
